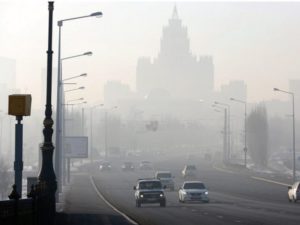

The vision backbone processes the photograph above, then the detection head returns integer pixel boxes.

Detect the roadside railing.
[0,184,37,225]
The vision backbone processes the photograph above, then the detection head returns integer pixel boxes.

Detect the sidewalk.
[55,173,134,225]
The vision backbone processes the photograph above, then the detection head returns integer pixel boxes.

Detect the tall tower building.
[136,6,214,100]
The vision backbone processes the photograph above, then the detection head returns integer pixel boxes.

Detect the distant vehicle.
[178,181,209,203]
[134,179,166,207]
[182,165,197,178]
[122,162,135,171]
[288,181,300,202]
[155,171,175,191]
[99,161,112,171]
[139,160,153,170]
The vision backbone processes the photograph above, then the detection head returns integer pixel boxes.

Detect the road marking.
[251,176,290,187]
[90,176,139,225]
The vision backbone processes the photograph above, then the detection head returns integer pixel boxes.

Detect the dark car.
[134,179,166,207]
[122,162,135,171]
[99,161,112,171]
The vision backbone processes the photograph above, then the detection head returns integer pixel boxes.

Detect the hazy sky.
[1,0,300,109]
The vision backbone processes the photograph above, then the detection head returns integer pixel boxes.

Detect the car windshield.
[186,165,196,170]
[157,173,171,178]
[139,181,162,189]
[183,182,205,189]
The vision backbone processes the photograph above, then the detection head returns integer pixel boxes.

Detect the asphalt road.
[90,154,300,225]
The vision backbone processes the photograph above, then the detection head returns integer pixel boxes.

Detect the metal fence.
[0,185,37,225]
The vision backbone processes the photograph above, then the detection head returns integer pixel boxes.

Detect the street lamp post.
[230,97,247,167]
[215,101,231,162]
[37,2,56,224]
[213,105,228,162]
[55,10,102,199]
[273,88,296,182]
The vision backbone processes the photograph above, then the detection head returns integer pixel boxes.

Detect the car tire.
[293,196,297,203]
[160,201,166,207]
[136,200,141,208]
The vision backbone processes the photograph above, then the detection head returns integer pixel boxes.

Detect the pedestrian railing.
[0,184,37,225]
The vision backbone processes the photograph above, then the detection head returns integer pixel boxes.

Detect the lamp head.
[230,98,235,101]
[80,73,88,77]
[273,88,279,91]
[84,51,93,56]
[90,12,102,17]
[79,86,85,90]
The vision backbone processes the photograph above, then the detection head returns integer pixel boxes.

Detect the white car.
[155,171,175,191]
[288,181,300,202]
[182,165,197,178]
[178,181,209,203]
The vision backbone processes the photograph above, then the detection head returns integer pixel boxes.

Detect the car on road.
[99,161,112,171]
[182,165,197,178]
[288,181,300,202]
[122,162,135,171]
[178,181,209,203]
[134,179,166,207]
[155,171,175,191]
[139,160,153,170]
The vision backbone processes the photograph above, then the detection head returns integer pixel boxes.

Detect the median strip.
[251,176,290,187]
[90,176,139,225]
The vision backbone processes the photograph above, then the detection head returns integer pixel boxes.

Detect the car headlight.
[160,193,164,197]
[181,191,187,195]
[205,191,208,195]
[140,194,144,198]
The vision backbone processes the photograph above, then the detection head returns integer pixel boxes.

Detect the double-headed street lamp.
[215,101,231,162]
[273,88,296,182]
[230,97,247,167]
[212,104,228,162]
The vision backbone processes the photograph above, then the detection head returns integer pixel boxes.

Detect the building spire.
[172,4,179,20]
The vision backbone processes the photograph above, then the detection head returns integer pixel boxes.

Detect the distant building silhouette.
[0,57,16,111]
[136,6,214,100]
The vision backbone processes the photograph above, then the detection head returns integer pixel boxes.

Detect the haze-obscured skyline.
[1,0,300,109]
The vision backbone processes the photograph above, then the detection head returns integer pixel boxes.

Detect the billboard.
[64,136,88,158]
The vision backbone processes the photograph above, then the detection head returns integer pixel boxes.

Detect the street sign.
[64,136,88,158]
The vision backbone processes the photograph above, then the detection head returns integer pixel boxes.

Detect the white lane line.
[90,176,139,225]
[251,176,290,187]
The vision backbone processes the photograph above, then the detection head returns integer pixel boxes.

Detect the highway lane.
[91,155,300,225]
